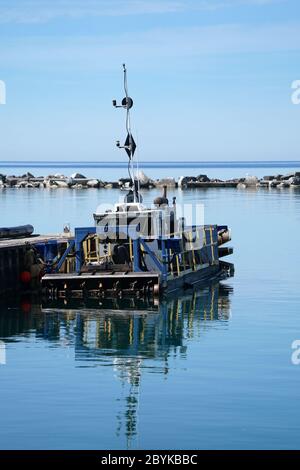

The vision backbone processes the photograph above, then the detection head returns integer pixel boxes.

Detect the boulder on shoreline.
[244,175,258,187]
[291,176,300,186]
[87,179,100,188]
[155,177,176,188]
[54,180,69,188]
[70,172,86,179]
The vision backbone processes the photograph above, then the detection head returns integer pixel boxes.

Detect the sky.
[0,0,300,162]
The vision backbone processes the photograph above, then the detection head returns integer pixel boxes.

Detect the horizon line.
[0,160,300,164]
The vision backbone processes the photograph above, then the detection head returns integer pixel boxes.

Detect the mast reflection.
[0,282,232,448]
[72,283,231,447]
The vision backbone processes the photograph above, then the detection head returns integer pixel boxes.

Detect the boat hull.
[165,262,232,294]
[41,260,234,302]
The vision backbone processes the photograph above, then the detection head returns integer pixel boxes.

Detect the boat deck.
[43,271,159,280]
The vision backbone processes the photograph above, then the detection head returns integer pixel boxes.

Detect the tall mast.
[113,64,139,203]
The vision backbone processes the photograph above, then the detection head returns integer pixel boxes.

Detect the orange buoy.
[20,271,31,284]
[21,299,32,314]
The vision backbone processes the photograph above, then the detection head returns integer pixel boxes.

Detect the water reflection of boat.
[72,283,232,362]
[0,283,232,345]
[0,282,232,448]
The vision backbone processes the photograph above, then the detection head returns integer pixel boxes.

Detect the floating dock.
[0,234,73,296]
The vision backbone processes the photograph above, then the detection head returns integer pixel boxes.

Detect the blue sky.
[0,0,299,162]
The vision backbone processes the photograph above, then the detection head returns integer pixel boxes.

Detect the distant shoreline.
[0,170,299,190]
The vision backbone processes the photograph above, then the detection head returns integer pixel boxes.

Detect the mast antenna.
[113,64,139,203]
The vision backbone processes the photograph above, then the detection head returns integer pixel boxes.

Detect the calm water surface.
[0,167,300,449]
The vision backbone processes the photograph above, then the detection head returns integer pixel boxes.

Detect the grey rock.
[87,179,100,188]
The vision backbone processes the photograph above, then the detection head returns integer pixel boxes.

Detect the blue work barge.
[0,219,233,301]
[41,221,233,299]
